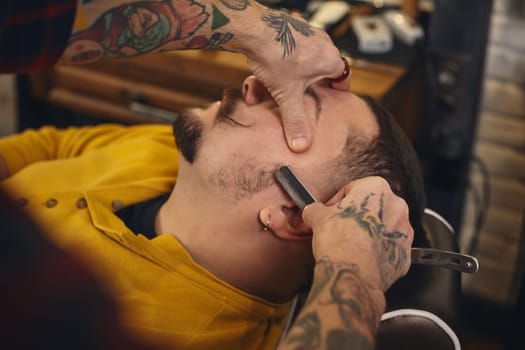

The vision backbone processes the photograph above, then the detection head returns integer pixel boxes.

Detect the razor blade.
[274,165,479,274]
[275,165,317,210]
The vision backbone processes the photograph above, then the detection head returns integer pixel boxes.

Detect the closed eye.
[305,87,322,121]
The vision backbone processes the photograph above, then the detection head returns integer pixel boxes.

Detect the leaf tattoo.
[334,193,409,286]
[219,0,249,11]
[261,11,315,57]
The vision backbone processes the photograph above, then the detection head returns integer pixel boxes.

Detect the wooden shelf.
[29,50,421,139]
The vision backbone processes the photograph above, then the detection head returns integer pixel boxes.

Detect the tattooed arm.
[61,0,344,152]
[62,0,252,62]
[278,177,413,349]
[279,259,385,350]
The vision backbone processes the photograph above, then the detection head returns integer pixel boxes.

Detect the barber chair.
[377,208,462,350]
[282,208,465,350]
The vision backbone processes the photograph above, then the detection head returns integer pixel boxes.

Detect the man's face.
[173,76,379,203]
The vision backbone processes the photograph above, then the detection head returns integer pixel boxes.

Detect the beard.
[172,88,243,163]
[172,87,276,200]
[172,111,204,163]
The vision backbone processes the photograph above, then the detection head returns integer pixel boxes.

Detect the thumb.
[301,202,327,229]
[279,95,312,152]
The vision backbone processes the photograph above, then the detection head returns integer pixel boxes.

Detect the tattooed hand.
[279,177,412,350]
[61,0,345,153]
[302,176,413,292]
[245,7,346,153]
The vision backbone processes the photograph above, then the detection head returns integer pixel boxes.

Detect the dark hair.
[332,96,427,245]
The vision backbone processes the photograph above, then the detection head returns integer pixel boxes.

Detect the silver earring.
[263,215,271,231]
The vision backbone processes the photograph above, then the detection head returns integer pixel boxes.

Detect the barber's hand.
[245,11,347,152]
[302,177,414,292]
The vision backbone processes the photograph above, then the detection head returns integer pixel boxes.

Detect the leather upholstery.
[281,209,463,350]
[377,309,460,350]
[380,209,462,349]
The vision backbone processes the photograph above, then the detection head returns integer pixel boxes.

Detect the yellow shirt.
[0,124,289,349]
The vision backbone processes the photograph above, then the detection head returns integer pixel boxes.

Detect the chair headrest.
[385,208,462,333]
[377,309,461,350]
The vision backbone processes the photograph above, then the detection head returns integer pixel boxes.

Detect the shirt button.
[112,199,124,210]
[17,198,28,207]
[46,198,58,208]
[76,198,88,209]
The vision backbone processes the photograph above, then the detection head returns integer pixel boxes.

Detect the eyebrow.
[305,87,322,121]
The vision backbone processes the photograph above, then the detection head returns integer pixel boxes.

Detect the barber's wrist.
[350,269,387,332]
[367,285,386,316]
[312,257,386,314]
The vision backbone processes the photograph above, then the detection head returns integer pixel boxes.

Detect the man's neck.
[155,188,307,303]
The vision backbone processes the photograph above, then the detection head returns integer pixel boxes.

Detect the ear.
[258,205,312,241]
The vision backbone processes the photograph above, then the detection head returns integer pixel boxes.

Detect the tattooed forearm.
[327,329,373,350]
[65,0,211,61]
[331,267,381,331]
[285,312,321,350]
[280,259,382,350]
[219,0,250,10]
[211,5,230,30]
[261,11,314,57]
[304,257,334,306]
[208,32,234,49]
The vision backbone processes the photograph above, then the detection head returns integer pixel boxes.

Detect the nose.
[242,76,274,105]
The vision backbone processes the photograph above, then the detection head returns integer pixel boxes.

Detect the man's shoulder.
[94,123,173,137]
[82,123,176,149]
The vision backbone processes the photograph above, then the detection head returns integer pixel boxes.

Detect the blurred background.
[1,0,524,348]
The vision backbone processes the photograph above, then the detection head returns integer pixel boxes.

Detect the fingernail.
[291,137,309,151]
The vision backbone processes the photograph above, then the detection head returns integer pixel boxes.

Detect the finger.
[301,202,327,228]
[324,176,375,206]
[329,56,352,91]
[289,10,308,21]
[325,186,347,206]
[343,176,390,195]
[279,95,313,152]
[330,67,352,91]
